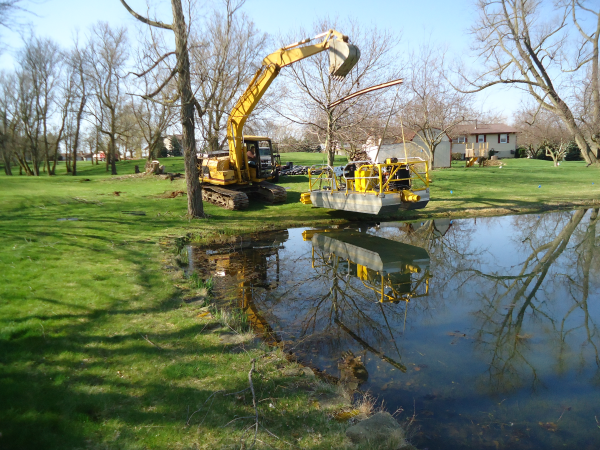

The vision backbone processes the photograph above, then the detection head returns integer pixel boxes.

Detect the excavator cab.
[244,136,279,181]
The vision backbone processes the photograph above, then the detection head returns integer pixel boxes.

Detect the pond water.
[189,209,600,450]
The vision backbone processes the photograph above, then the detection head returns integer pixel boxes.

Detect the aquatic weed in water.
[214,307,250,333]
[189,273,214,294]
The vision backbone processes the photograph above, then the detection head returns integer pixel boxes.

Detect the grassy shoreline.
[1,155,599,449]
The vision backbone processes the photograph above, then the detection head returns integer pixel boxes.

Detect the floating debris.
[516,333,534,340]
[539,422,558,432]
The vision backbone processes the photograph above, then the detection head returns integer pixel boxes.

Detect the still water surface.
[191,209,600,450]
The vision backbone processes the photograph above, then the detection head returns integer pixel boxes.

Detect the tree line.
[1,0,599,218]
[0,0,266,183]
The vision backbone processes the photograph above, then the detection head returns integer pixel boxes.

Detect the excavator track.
[202,185,250,210]
[256,181,287,204]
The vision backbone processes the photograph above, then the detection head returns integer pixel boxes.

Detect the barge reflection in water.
[190,209,600,450]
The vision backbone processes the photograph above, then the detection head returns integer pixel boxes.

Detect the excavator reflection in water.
[190,227,431,387]
[191,230,288,343]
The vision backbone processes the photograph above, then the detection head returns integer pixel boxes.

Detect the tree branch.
[119,0,173,30]
[129,51,176,78]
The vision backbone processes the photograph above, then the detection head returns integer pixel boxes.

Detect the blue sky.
[0,0,524,119]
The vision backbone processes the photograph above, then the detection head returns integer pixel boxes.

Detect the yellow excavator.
[200,30,360,210]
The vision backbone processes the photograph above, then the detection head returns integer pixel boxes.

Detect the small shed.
[363,131,451,169]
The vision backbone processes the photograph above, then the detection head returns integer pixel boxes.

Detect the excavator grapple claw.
[329,39,360,78]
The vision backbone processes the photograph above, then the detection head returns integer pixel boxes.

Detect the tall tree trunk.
[110,135,117,175]
[172,0,204,218]
[72,122,80,175]
[16,151,33,175]
[559,104,599,165]
[72,76,86,176]
[208,135,219,153]
[51,149,58,174]
[44,152,50,174]
[326,109,334,167]
[589,9,600,154]
[43,118,52,175]
[32,150,40,176]
[2,150,12,175]
[95,130,100,165]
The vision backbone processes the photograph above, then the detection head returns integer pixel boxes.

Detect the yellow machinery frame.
[302,158,430,205]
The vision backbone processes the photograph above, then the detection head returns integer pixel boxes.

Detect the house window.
[477,135,485,143]
[457,136,466,144]
[500,133,508,143]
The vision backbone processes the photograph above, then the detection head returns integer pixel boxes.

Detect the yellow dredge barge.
[301,157,430,215]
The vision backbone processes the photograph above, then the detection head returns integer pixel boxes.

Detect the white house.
[451,123,519,159]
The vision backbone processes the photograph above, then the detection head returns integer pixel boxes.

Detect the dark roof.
[452,123,519,135]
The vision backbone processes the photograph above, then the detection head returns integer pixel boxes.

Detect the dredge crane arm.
[227,29,359,181]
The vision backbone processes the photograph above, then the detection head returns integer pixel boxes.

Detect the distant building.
[363,130,452,169]
[164,134,183,151]
[450,123,519,159]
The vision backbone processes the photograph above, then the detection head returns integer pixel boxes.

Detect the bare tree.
[130,95,173,161]
[544,140,568,166]
[86,23,128,175]
[566,1,600,150]
[13,36,65,175]
[399,44,471,166]
[119,0,205,218]
[0,0,21,25]
[190,1,268,153]
[30,36,67,175]
[83,124,102,165]
[514,104,572,157]
[65,36,87,176]
[277,19,401,166]
[128,48,176,161]
[13,67,38,174]
[0,71,18,174]
[47,58,72,175]
[116,101,144,160]
[462,0,599,165]
[0,1,31,39]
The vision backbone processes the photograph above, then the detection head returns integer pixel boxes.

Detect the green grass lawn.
[1,155,599,449]
[279,152,348,167]
[422,158,600,216]
[0,160,355,450]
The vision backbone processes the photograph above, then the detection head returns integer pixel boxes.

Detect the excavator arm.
[227,29,360,182]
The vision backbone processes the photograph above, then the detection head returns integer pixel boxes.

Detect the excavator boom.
[227,30,360,183]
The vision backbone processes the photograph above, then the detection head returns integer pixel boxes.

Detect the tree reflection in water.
[376,210,600,395]
[190,210,600,449]
[258,230,432,382]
